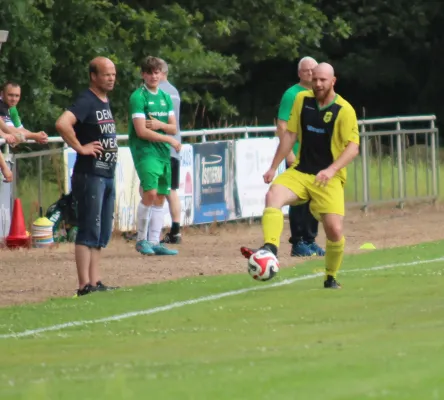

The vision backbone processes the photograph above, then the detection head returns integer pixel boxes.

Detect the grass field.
[1,241,443,399]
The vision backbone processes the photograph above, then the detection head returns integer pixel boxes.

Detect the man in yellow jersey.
[241,63,360,288]
[277,56,325,257]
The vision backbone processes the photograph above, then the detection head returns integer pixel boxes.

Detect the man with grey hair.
[276,56,325,257]
[146,58,182,243]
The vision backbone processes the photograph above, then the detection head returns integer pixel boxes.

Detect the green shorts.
[135,157,171,195]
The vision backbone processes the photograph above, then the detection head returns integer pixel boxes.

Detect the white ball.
[248,249,280,281]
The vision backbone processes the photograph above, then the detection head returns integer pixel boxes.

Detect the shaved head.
[313,62,335,78]
[312,62,336,104]
[88,56,116,94]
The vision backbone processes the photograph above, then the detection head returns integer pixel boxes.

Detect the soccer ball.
[248,249,280,281]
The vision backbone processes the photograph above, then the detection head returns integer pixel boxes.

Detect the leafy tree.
[0,0,60,133]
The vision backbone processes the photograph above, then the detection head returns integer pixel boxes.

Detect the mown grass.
[0,241,443,399]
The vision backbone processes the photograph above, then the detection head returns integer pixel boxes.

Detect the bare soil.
[0,202,443,307]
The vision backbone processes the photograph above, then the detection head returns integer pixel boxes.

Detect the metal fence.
[355,115,439,209]
[0,114,439,222]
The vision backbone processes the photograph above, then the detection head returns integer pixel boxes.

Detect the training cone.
[6,198,30,249]
[359,242,376,250]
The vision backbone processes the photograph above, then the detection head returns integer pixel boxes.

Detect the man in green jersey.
[276,56,325,257]
[128,56,181,256]
[0,82,48,146]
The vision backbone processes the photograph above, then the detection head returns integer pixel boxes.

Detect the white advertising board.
[235,137,288,218]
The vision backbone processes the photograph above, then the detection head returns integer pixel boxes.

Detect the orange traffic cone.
[6,198,30,249]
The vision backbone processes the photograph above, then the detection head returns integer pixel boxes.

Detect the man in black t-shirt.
[55,56,118,297]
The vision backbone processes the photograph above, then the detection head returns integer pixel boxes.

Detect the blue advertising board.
[193,141,231,224]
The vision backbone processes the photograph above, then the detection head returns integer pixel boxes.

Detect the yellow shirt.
[287,90,359,183]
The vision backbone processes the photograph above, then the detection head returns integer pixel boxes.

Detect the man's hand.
[146,117,162,131]
[315,166,337,187]
[263,167,277,184]
[35,131,48,144]
[78,141,103,157]
[1,166,13,182]
[3,134,16,145]
[169,138,182,153]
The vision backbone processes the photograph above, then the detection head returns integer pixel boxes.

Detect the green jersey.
[128,85,174,160]
[9,106,23,128]
[277,83,309,156]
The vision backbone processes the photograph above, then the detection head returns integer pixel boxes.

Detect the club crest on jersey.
[160,100,166,106]
[323,111,333,123]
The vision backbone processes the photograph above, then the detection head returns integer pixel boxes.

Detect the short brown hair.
[141,56,162,74]
[2,81,20,92]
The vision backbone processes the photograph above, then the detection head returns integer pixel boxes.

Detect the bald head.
[312,62,336,104]
[313,62,335,78]
[89,57,115,77]
[89,57,116,94]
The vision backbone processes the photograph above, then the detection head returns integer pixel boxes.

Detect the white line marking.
[1,257,443,339]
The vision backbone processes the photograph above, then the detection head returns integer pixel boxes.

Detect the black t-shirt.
[69,89,118,178]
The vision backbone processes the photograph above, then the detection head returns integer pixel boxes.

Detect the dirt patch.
[0,201,443,307]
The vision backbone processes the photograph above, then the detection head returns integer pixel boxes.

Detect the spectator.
[156,59,182,244]
[0,82,48,146]
[55,57,119,297]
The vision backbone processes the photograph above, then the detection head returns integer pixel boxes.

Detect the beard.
[314,85,333,102]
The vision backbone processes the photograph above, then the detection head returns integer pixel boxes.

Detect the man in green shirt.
[128,56,181,256]
[0,82,48,145]
[276,56,325,257]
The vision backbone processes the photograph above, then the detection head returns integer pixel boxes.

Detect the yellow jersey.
[287,90,359,183]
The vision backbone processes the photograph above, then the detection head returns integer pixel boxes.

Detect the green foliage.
[1,0,439,133]
[0,0,63,133]
[0,0,350,133]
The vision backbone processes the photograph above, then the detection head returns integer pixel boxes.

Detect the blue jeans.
[72,173,115,248]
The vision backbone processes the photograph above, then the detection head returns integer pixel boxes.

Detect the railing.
[0,114,439,233]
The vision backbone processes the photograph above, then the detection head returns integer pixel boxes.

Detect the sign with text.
[193,141,231,224]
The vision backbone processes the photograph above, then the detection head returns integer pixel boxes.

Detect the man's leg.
[322,214,345,289]
[136,188,157,254]
[89,248,102,286]
[135,159,162,255]
[148,161,178,255]
[72,173,101,296]
[241,183,300,259]
[289,203,315,257]
[93,177,118,291]
[74,245,91,290]
[304,203,325,256]
[162,157,181,244]
[308,176,345,288]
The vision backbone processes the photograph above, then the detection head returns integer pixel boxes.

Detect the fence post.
[244,127,249,139]
[431,119,439,200]
[430,125,438,200]
[202,130,207,143]
[12,154,17,201]
[396,121,404,208]
[38,155,43,216]
[360,124,369,211]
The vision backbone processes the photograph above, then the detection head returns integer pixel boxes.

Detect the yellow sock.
[262,207,284,248]
[325,236,345,279]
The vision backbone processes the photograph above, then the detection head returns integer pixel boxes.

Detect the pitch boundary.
[1,256,443,339]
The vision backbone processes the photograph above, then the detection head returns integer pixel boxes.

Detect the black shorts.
[171,157,180,190]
